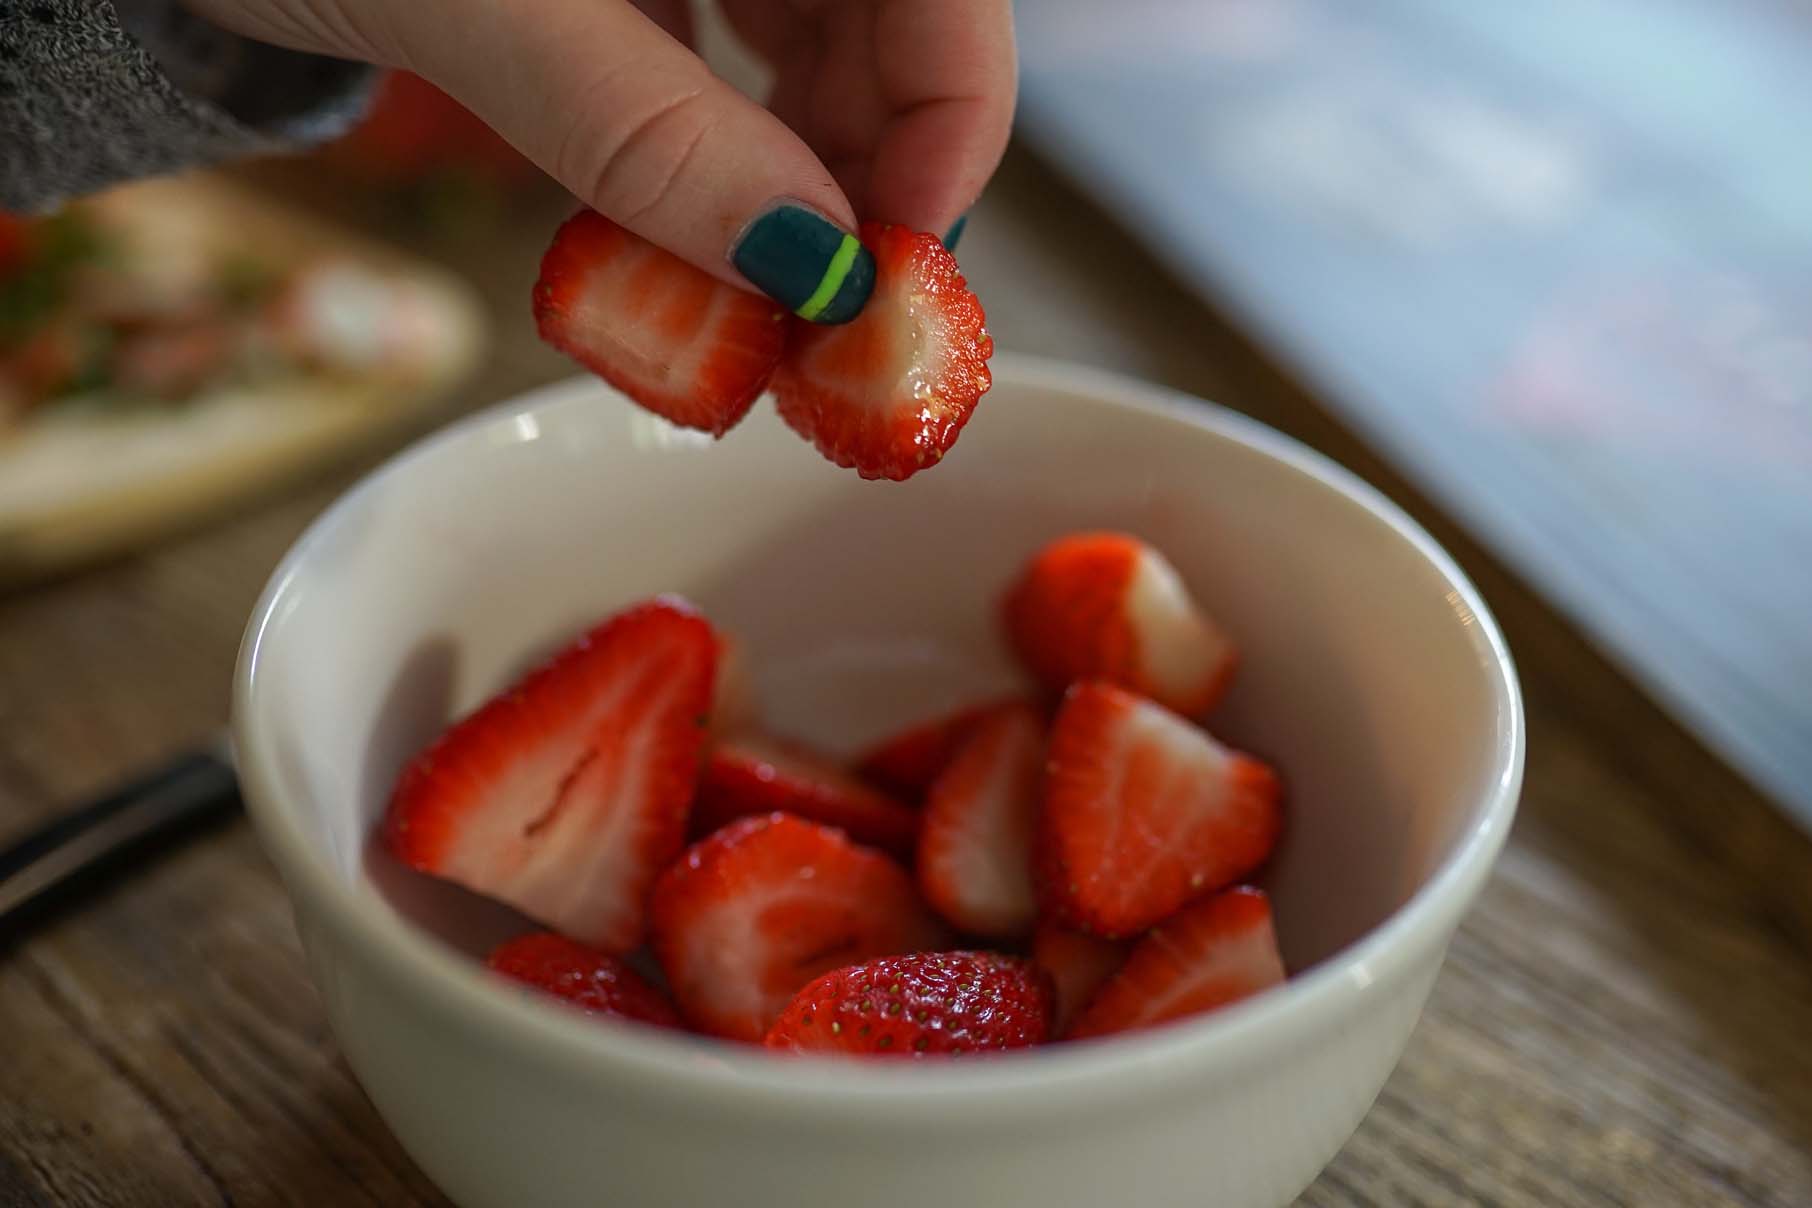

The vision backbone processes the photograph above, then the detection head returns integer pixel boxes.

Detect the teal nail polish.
[731,204,875,324]
[943,215,968,251]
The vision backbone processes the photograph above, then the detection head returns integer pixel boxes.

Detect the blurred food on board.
[0,175,484,585]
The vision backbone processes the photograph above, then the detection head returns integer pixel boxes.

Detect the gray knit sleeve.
[1,1,376,212]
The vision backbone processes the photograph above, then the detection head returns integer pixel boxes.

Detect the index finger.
[865,0,1017,233]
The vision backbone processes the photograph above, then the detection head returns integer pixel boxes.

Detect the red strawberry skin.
[384,598,716,953]
[854,701,1001,801]
[486,932,681,1028]
[1032,923,1129,1037]
[1067,887,1285,1040]
[690,736,920,859]
[917,702,1045,938]
[773,224,992,481]
[1037,681,1282,938]
[765,951,1052,1056]
[649,813,947,1041]
[534,209,786,436]
[1003,532,1237,717]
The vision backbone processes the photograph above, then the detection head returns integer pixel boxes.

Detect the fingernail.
[942,214,968,251]
[731,203,874,324]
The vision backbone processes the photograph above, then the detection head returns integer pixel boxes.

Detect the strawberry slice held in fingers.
[533,209,786,436]
[1003,532,1237,717]
[486,932,681,1029]
[1066,887,1285,1040]
[1032,923,1129,1038]
[384,598,717,952]
[917,702,1045,938]
[772,223,992,481]
[855,700,1002,801]
[649,813,947,1042]
[690,736,920,860]
[1038,681,1282,938]
[765,951,1053,1057]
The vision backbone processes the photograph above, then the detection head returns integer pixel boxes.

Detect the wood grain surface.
[1,148,1809,1207]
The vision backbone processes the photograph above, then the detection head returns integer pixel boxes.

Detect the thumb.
[403,0,875,323]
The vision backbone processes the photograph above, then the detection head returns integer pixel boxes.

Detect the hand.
[183,0,1017,322]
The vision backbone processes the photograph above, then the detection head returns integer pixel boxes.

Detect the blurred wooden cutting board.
[0,173,486,587]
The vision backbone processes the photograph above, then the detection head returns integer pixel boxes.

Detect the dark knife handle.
[0,747,240,930]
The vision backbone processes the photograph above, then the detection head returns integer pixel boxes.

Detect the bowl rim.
[233,353,1524,1121]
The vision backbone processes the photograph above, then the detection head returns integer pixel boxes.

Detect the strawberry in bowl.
[373,527,1295,1059]
[233,356,1522,1208]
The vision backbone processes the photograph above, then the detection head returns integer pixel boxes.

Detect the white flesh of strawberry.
[672,878,861,1031]
[1125,548,1235,711]
[923,708,1042,936]
[1140,909,1285,1020]
[437,650,690,946]
[1112,696,1241,851]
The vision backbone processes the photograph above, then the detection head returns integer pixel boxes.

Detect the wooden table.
[3,147,1810,1207]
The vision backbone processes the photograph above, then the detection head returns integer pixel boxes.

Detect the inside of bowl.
[244,368,1514,976]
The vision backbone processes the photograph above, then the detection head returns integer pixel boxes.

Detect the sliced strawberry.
[1067,887,1285,1039]
[917,702,1044,938]
[486,932,681,1028]
[765,951,1052,1056]
[772,223,992,481]
[1032,923,1129,1037]
[1003,532,1237,716]
[690,736,920,859]
[649,813,946,1041]
[384,598,716,952]
[534,209,786,436]
[854,700,1001,801]
[1038,681,1282,938]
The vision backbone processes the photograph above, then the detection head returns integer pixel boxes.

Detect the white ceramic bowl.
[234,356,1522,1208]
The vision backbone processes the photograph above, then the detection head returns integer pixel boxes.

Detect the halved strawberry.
[1003,532,1237,717]
[1032,923,1128,1037]
[689,736,920,859]
[486,932,681,1028]
[649,813,946,1041]
[384,598,717,952]
[855,700,1002,801]
[1067,887,1285,1039]
[772,223,992,481]
[917,702,1044,938]
[1038,681,1282,938]
[765,951,1052,1056]
[534,209,786,435]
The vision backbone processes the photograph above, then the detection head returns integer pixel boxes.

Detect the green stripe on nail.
[731,205,874,323]
[794,233,860,321]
